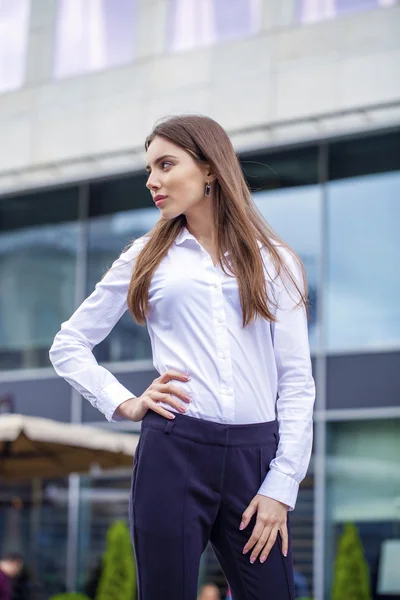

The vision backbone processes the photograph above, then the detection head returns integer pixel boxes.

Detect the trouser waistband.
[142,411,279,447]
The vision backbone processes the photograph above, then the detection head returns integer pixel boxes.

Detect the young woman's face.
[145,135,209,220]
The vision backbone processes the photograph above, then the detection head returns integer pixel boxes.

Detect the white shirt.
[50,227,315,511]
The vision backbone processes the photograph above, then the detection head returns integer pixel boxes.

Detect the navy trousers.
[129,411,294,600]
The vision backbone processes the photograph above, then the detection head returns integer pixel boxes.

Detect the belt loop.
[274,420,280,444]
[164,420,175,434]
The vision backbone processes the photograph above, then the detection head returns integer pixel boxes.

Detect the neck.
[184,197,216,246]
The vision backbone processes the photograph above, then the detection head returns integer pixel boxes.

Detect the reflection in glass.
[0,478,69,597]
[87,208,159,363]
[326,171,400,352]
[54,0,137,78]
[0,223,77,370]
[77,473,131,592]
[0,0,30,93]
[297,0,396,24]
[169,0,261,52]
[254,185,321,350]
[325,420,400,598]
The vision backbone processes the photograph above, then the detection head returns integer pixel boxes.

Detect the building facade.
[0,1,400,598]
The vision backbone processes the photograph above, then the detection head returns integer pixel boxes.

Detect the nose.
[146,173,161,192]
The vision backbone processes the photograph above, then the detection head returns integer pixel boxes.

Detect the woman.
[50,115,315,600]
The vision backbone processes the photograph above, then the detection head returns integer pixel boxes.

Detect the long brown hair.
[128,114,308,327]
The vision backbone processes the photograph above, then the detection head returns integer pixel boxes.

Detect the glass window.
[326,351,400,411]
[0,187,79,370]
[242,145,319,191]
[77,473,131,592]
[89,174,149,218]
[329,131,400,181]
[326,170,400,352]
[0,0,30,93]
[325,419,400,598]
[297,0,397,23]
[169,0,261,52]
[87,208,158,363]
[54,0,137,78]
[0,478,69,597]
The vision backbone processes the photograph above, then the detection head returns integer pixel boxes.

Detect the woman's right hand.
[113,370,192,422]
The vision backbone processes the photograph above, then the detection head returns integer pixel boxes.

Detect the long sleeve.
[257,250,316,511]
[49,238,147,422]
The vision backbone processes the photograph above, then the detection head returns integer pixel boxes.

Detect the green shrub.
[50,594,90,600]
[331,522,372,600]
[95,520,136,600]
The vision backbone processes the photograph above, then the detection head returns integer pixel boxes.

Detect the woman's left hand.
[240,495,289,563]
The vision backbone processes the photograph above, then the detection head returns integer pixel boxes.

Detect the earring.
[205,181,211,196]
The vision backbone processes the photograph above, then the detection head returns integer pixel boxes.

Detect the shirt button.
[213,283,218,288]
[217,317,223,323]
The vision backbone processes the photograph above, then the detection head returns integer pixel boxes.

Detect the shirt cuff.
[257,468,299,512]
[97,381,136,423]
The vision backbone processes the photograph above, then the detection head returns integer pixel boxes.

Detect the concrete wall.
[1,0,400,193]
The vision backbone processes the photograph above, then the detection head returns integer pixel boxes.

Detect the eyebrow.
[145,154,178,172]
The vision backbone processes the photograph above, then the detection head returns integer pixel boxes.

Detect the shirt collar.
[174,227,264,252]
[174,227,193,246]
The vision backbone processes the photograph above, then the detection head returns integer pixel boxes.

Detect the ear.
[204,165,217,183]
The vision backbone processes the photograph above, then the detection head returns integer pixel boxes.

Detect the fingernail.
[169,414,175,419]
[250,557,255,564]
[283,552,287,557]
[184,376,191,381]
[185,396,192,402]
[239,522,244,530]
[179,407,187,413]
[260,556,266,563]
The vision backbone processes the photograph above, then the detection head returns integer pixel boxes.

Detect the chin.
[160,209,183,220]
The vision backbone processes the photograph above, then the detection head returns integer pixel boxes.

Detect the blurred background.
[0,0,399,599]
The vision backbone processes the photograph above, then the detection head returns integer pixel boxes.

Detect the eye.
[161,161,172,170]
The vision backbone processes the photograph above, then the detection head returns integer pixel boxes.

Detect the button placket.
[200,248,235,421]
